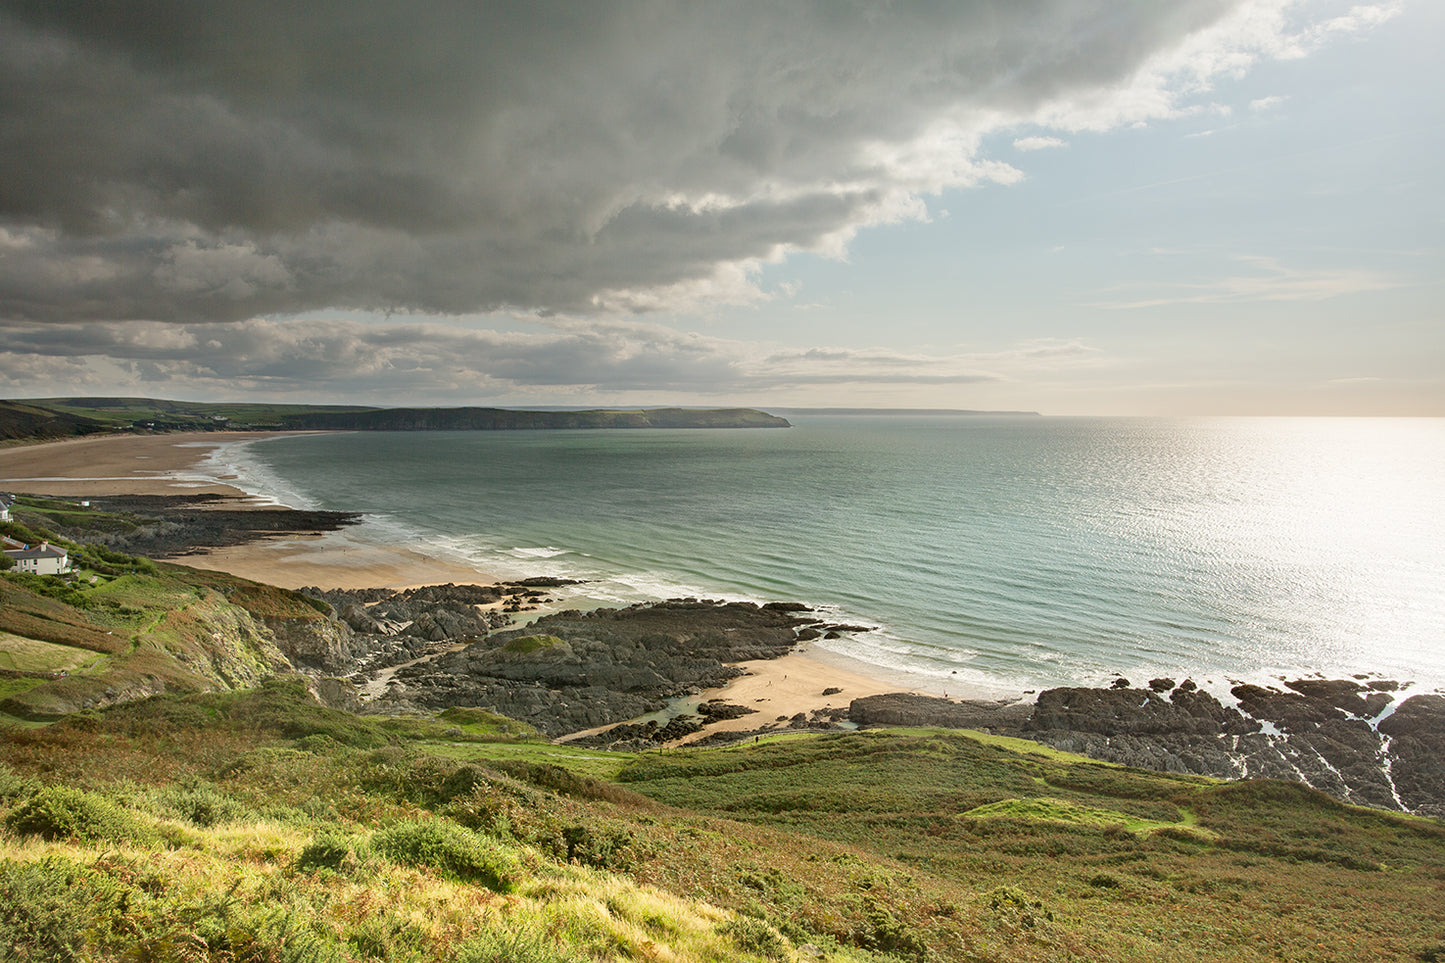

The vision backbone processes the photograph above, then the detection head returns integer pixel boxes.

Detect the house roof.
[3,543,68,560]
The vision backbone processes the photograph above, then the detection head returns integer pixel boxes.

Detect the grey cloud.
[0,316,1003,398]
[1,0,1243,323]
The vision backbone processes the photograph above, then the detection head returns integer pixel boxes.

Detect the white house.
[0,493,13,522]
[4,541,70,575]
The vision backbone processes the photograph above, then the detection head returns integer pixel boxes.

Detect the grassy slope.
[1,683,1441,963]
[1,500,1442,961]
[0,496,327,721]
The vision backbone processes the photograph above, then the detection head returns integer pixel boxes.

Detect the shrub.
[717,917,791,961]
[166,785,252,827]
[5,785,148,843]
[444,783,566,857]
[0,857,94,962]
[457,925,584,963]
[0,765,36,801]
[562,823,635,871]
[297,832,357,874]
[371,820,518,891]
[985,884,1053,929]
[188,903,342,963]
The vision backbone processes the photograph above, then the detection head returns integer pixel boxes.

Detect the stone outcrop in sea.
[850,678,1445,817]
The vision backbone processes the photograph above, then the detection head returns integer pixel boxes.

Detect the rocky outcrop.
[837,678,1445,815]
[1377,694,1445,814]
[1003,678,1444,816]
[269,583,519,678]
[848,693,1032,729]
[391,599,815,737]
[80,493,361,557]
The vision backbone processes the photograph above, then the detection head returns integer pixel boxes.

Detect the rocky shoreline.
[847,679,1445,818]
[374,598,818,737]
[260,578,1445,816]
[81,493,362,557]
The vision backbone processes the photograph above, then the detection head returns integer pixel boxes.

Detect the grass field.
[0,681,1441,962]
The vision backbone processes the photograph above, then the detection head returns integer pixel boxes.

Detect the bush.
[189,903,342,963]
[165,785,252,827]
[5,785,148,843]
[717,917,791,961]
[444,782,566,857]
[0,857,95,962]
[297,832,357,874]
[457,925,584,963]
[562,823,635,871]
[371,820,518,891]
[0,765,36,802]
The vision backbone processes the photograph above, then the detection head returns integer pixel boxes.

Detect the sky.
[0,0,1439,415]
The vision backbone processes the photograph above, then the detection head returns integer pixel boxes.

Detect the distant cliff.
[0,398,791,440]
[275,406,791,431]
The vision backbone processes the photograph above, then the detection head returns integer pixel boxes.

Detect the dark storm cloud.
[0,0,1240,324]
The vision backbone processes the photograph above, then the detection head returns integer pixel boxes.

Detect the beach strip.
[0,431,271,497]
[0,431,501,590]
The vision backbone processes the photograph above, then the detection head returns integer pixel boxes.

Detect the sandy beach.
[673,649,910,743]
[0,431,271,497]
[0,431,501,589]
[2,431,933,737]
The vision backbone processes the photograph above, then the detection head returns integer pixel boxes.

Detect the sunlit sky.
[1,1,1440,414]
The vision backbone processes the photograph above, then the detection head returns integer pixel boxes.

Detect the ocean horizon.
[195,414,1445,700]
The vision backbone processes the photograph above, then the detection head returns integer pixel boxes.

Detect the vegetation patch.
[500,634,566,654]
[961,796,1208,837]
[438,705,543,740]
[0,634,103,674]
[5,785,151,844]
[372,819,519,891]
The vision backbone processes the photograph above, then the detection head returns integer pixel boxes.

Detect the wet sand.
[174,531,501,591]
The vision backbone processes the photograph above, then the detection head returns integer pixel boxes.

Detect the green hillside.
[2,683,1442,962]
[1,397,790,440]
[0,507,1442,961]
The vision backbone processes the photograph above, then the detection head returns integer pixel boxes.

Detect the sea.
[194,415,1445,698]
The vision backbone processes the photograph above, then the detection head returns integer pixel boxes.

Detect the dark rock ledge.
[849,678,1445,817]
[385,598,815,738]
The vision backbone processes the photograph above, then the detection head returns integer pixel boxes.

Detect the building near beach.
[3,541,70,575]
[0,493,13,521]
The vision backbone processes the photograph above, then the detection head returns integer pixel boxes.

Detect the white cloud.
[1013,136,1068,152]
[1088,256,1400,308]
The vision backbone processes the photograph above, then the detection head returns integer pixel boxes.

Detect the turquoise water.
[211,416,1445,693]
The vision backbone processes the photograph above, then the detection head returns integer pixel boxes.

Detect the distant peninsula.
[0,397,790,441]
[771,407,1040,416]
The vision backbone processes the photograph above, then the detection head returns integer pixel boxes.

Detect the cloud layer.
[1,316,1110,401]
[1,0,1366,326]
